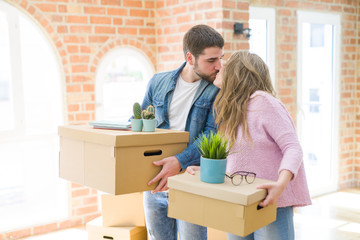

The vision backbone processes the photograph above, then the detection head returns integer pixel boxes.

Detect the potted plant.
[196,132,231,184]
[141,105,156,132]
[131,102,143,132]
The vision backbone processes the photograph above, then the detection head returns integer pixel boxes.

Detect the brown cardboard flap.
[58,125,189,147]
[168,171,273,205]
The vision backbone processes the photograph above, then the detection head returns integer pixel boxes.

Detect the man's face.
[193,47,224,83]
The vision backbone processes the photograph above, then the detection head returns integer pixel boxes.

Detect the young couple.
[138,24,311,240]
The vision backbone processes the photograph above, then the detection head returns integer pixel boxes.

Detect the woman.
[187,51,311,240]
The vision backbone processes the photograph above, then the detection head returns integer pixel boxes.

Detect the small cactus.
[147,105,155,115]
[133,102,142,119]
[141,105,155,120]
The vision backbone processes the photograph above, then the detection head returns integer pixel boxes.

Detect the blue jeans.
[227,207,294,240]
[143,191,207,240]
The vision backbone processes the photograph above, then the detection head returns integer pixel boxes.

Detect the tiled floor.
[20,189,360,240]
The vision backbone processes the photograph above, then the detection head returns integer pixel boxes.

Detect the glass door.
[297,11,340,196]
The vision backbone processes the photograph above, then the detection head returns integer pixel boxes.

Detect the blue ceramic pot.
[131,119,143,132]
[200,156,227,184]
[143,119,156,132]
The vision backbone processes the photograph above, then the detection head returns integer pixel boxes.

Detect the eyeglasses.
[225,171,256,186]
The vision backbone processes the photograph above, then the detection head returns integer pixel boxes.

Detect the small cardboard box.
[208,228,227,240]
[101,193,145,227]
[87,217,147,240]
[59,125,188,195]
[167,172,277,237]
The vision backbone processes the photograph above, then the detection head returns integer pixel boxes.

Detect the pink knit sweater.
[226,91,312,208]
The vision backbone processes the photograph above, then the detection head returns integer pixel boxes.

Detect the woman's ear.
[186,52,195,66]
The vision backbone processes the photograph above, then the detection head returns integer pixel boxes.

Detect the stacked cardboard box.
[58,125,189,239]
[58,125,189,194]
[87,193,147,240]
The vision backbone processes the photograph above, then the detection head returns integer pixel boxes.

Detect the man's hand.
[148,156,181,193]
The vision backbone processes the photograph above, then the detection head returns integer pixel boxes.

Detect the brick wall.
[1,0,359,239]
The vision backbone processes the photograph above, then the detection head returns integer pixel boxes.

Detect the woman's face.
[213,63,224,89]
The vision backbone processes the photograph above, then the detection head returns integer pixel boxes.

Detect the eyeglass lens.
[231,174,243,185]
[245,173,256,183]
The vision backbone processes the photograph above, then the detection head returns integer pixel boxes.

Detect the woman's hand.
[186,166,200,175]
[256,170,293,207]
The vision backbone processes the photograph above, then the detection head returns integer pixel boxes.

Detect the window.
[0,1,67,231]
[96,47,154,121]
[297,11,340,196]
[249,7,276,86]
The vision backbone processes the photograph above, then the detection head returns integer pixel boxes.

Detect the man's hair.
[183,24,224,60]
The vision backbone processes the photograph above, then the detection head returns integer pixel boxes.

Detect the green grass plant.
[196,132,231,159]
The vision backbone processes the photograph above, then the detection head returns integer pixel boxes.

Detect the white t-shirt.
[169,75,201,131]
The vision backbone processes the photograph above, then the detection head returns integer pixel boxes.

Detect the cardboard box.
[59,125,188,195]
[101,193,145,227]
[208,228,227,240]
[167,172,277,237]
[87,217,147,240]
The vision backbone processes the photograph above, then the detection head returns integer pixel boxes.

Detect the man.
[141,24,224,240]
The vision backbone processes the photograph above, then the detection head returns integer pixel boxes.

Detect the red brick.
[64,35,86,44]
[139,28,155,35]
[70,55,90,63]
[278,9,292,16]
[57,25,68,33]
[85,103,95,111]
[58,5,67,12]
[36,3,56,12]
[90,16,111,24]
[125,19,144,26]
[70,25,92,33]
[72,65,88,73]
[223,0,236,8]
[59,218,82,230]
[84,6,106,14]
[172,6,187,15]
[67,85,81,93]
[118,27,138,35]
[81,46,91,53]
[67,16,88,24]
[130,9,149,17]
[108,8,128,16]
[6,229,31,239]
[83,84,94,92]
[123,0,143,7]
[34,223,58,235]
[89,36,109,43]
[76,205,98,216]
[101,0,121,5]
[95,26,116,34]
[68,104,80,112]
[83,196,98,205]
[113,18,123,25]
[233,12,249,21]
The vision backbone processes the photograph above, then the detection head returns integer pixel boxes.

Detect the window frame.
[249,7,276,87]
[296,10,341,196]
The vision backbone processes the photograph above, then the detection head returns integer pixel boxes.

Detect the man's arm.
[176,103,217,169]
[149,102,217,193]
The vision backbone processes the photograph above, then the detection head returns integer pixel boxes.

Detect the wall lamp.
[234,23,251,39]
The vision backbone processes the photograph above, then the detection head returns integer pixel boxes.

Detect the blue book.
[89,120,131,130]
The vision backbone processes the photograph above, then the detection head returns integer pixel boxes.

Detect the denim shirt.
[141,62,219,170]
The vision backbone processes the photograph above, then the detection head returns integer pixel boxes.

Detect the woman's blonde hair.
[214,51,276,145]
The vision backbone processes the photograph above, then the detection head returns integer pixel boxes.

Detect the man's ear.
[186,52,195,66]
